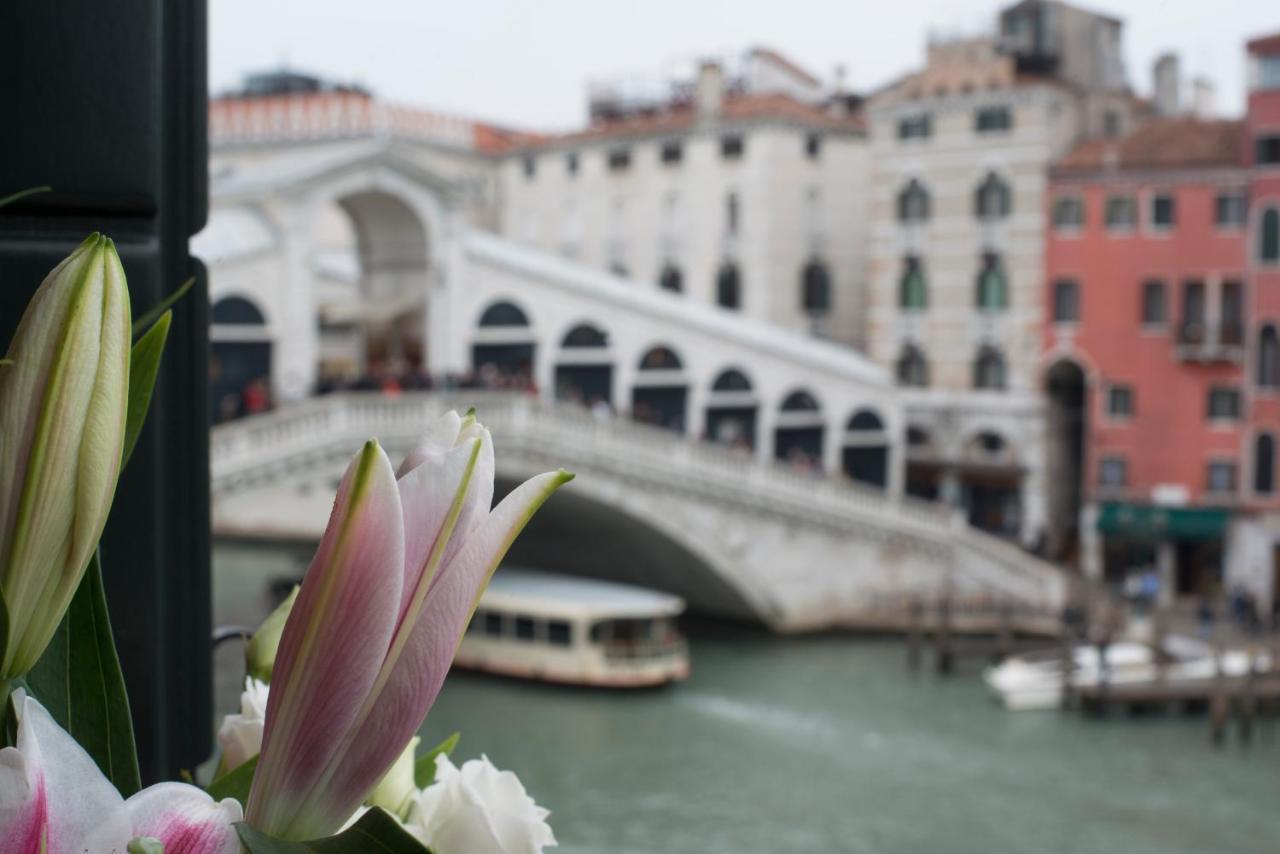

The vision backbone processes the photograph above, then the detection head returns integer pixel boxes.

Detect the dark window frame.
[1052,278,1080,323]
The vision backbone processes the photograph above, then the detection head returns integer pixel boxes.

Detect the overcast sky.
[210,0,1276,131]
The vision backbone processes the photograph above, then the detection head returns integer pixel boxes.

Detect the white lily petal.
[125,782,242,854]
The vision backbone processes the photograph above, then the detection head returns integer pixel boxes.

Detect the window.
[607,147,631,172]
[1103,110,1121,138]
[660,140,683,165]
[899,256,927,310]
[896,345,929,387]
[561,323,608,348]
[1180,280,1206,343]
[1207,386,1241,420]
[1259,324,1279,388]
[726,192,740,236]
[522,155,536,178]
[1150,193,1176,229]
[1099,456,1127,488]
[1221,280,1244,345]
[1107,384,1134,417]
[659,264,683,293]
[1259,54,1280,90]
[547,620,572,646]
[1141,280,1167,326]
[1052,279,1080,323]
[805,133,822,159]
[712,369,752,392]
[566,152,579,176]
[717,262,741,310]
[975,253,1008,310]
[801,259,831,315]
[1255,434,1276,495]
[1215,192,1246,227]
[897,114,931,140]
[973,347,1006,390]
[721,134,745,160]
[1257,135,1280,166]
[1052,196,1084,230]
[975,105,1012,133]
[1105,195,1136,230]
[897,179,930,223]
[478,301,529,327]
[482,611,504,636]
[514,615,537,641]
[1262,209,1280,263]
[1207,461,1237,494]
[974,172,1012,220]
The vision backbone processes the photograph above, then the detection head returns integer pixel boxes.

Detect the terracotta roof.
[1054,118,1244,173]
[1247,32,1280,55]
[523,92,863,152]
[748,46,821,87]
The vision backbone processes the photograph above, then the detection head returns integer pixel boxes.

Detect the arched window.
[899,256,927,310]
[212,296,266,325]
[717,262,741,310]
[975,252,1008,310]
[712,368,753,392]
[973,346,1007,390]
[638,346,682,370]
[659,264,683,293]
[1260,324,1280,388]
[1141,280,1167,326]
[801,259,831,314]
[1052,279,1080,323]
[478,300,529,327]
[896,345,929,387]
[561,323,608,348]
[1261,208,1280,263]
[974,172,1012,220]
[780,390,821,412]
[906,426,931,449]
[1255,433,1276,495]
[896,179,930,224]
[847,410,884,432]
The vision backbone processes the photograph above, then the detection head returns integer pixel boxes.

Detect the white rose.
[215,676,269,775]
[409,754,556,854]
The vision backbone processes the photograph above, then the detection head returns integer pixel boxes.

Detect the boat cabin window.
[514,614,537,641]
[547,620,572,646]
[481,610,504,636]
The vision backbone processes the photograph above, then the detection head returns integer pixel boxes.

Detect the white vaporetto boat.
[455,568,691,688]
[983,635,1262,711]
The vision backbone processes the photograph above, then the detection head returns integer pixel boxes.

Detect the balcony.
[1175,320,1244,363]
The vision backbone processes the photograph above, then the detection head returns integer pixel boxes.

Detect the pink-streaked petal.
[317,471,572,820]
[3,690,130,854]
[246,441,406,839]
[0,747,45,854]
[125,783,242,854]
[395,410,462,478]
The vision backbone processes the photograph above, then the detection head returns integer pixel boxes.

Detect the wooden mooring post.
[935,595,954,676]
[1059,623,1076,711]
[1210,643,1229,747]
[994,602,1013,664]
[906,597,923,672]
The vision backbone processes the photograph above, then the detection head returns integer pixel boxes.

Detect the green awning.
[1097,503,1231,541]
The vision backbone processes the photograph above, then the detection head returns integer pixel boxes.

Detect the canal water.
[215,544,1280,854]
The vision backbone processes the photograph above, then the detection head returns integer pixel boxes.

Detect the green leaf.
[413,732,459,789]
[235,807,431,853]
[132,276,194,339]
[123,310,171,466]
[25,552,142,796]
[207,753,258,803]
[127,838,165,854]
[0,185,51,209]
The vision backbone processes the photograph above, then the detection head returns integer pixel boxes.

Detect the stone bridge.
[210,391,1067,633]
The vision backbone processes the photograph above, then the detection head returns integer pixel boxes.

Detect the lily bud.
[0,234,130,679]
[246,585,299,683]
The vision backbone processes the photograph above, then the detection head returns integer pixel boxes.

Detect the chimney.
[1190,76,1216,118]
[695,60,724,121]
[1153,52,1180,117]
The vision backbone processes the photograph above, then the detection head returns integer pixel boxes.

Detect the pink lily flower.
[246,412,571,840]
[0,690,241,853]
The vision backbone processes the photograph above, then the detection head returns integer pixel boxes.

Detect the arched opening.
[842,409,889,489]
[717,262,741,310]
[775,390,824,471]
[896,344,929,387]
[1261,208,1279,263]
[899,255,927,310]
[974,172,1012,220]
[555,322,613,410]
[960,431,1022,538]
[471,299,535,390]
[331,190,430,383]
[705,368,757,451]
[632,345,687,433]
[897,179,930,223]
[1259,324,1279,388]
[975,252,1008,310]
[1046,359,1087,563]
[658,263,683,293]
[1256,433,1276,496]
[973,346,1007,390]
[904,424,940,500]
[801,258,831,316]
[211,296,272,423]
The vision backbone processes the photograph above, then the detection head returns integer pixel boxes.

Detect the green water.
[215,544,1280,853]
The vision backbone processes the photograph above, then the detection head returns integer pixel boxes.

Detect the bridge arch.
[775,388,824,469]
[705,367,757,450]
[555,320,614,408]
[471,297,537,387]
[632,344,688,432]
[211,294,272,422]
[842,408,889,490]
[958,428,1022,538]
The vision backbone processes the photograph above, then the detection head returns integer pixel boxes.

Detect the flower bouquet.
[0,232,570,852]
